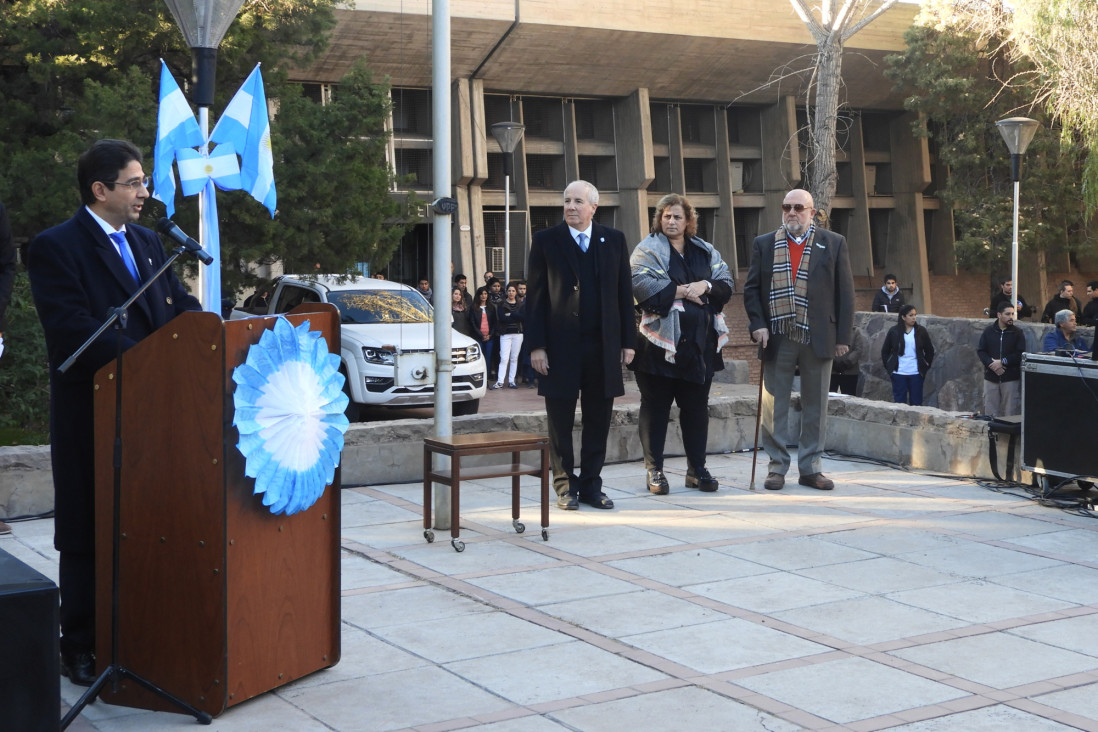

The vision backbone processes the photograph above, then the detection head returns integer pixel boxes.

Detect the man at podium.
[27,139,201,686]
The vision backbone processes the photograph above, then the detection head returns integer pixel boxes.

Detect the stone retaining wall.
[2,394,1016,520]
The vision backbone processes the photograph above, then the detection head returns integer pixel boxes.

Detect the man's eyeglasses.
[105,176,150,190]
[781,203,810,213]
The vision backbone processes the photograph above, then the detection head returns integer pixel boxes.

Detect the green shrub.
[0,272,50,441]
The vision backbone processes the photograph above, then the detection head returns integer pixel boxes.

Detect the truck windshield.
[329,290,433,325]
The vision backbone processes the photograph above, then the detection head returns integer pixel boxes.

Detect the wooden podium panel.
[94,306,341,717]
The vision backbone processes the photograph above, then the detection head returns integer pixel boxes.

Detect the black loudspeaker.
[1022,354,1098,481]
[0,545,60,731]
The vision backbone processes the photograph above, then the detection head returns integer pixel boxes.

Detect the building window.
[727,106,762,146]
[530,207,561,234]
[574,100,615,142]
[521,98,565,141]
[680,105,715,145]
[578,155,617,192]
[526,154,564,191]
[734,208,761,269]
[650,104,670,146]
[394,148,432,190]
[392,89,432,137]
[653,156,672,193]
[684,158,716,194]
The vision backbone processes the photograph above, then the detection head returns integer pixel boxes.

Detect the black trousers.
[544,338,613,499]
[59,551,95,657]
[635,370,713,473]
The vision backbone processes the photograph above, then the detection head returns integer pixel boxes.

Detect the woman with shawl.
[630,193,734,494]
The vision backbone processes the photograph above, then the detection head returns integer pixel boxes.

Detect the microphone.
[156,218,214,265]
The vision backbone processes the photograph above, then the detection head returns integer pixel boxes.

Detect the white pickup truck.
[232,275,486,418]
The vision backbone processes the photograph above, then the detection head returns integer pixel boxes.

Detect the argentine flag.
[176,143,243,197]
[211,64,277,218]
[152,60,203,217]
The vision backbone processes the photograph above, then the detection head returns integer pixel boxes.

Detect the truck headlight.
[363,347,395,365]
[466,344,481,362]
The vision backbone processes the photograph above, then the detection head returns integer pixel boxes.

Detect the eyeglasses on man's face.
[781,203,810,213]
[105,176,150,190]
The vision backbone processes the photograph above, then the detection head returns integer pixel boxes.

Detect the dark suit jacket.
[28,208,201,553]
[525,221,636,399]
[743,227,855,361]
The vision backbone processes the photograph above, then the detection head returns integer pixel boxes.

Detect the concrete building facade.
[292,0,951,312]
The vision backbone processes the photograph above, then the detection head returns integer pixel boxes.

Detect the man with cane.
[743,189,855,491]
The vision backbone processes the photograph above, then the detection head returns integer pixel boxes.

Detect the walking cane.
[748,355,765,491]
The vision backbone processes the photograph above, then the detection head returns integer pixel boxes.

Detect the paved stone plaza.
[6,445,1098,731]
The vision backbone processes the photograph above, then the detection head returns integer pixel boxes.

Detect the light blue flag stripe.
[211,63,277,218]
[152,60,203,218]
[201,177,222,314]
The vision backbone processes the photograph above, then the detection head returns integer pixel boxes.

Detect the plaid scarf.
[768,224,816,344]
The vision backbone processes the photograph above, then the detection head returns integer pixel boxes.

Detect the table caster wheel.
[541,528,549,541]
[424,530,434,543]
[513,519,525,534]
[451,538,465,552]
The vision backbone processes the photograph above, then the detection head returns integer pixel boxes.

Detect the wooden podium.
[93,305,342,717]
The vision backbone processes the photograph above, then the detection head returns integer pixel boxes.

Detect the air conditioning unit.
[730,161,744,193]
[488,247,506,271]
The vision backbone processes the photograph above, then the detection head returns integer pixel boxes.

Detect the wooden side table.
[422,431,550,551]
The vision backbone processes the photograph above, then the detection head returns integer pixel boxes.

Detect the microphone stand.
[60,244,212,728]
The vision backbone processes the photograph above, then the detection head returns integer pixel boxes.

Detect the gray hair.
[1054,309,1074,326]
[565,180,599,205]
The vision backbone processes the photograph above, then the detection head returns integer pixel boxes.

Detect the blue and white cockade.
[232,317,350,515]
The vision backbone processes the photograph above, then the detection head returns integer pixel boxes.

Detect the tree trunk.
[809,38,843,221]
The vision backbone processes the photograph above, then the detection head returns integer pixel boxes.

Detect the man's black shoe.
[578,493,614,509]
[647,469,670,495]
[557,494,578,510]
[686,467,719,492]
[60,650,97,687]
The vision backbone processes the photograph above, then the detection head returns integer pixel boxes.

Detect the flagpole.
[197,106,212,311]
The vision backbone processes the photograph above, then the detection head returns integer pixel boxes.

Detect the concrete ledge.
[2,393,1014,518]
[0,446,55,520]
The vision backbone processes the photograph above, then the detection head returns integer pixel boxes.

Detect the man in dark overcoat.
[28,139,201,685]
[525,180,636,510]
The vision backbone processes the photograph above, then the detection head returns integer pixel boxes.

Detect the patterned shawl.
[631,233,732,363]
[767,224,816,344]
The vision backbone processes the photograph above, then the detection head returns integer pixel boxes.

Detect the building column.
[613,88,654,247]
[846,114,874,279]
[760,95,799,218]
[889,111,933,313]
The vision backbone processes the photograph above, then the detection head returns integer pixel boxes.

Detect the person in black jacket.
[880,304,934,405]
[491,283,525,389]
[450,286,477,340]
[871,273,905,313]
[468,286,497,371]
[977,300,1027,417]
[630,193,734,494]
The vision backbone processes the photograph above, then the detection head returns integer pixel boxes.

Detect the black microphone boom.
[156,218,214,266]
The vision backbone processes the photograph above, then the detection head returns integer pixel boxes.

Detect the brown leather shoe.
[763,472,785,491]
[0,520,11,536]
[798,472,835,491]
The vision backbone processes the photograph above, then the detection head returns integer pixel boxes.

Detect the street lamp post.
[162,0,247,308]
[489,121,525,287]
[996,117,1040,313]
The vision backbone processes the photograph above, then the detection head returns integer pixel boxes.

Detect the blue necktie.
[577,233,588,252]
[109,231,140,282]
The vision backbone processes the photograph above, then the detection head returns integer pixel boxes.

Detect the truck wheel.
[341,372,360,422]
[453,399,480,416]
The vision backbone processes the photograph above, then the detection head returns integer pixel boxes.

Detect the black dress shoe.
[557,494,579,510]
[60,650,97,687]
[647,469,669,495]
[578,493,614,509]
[686,467,719,492]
